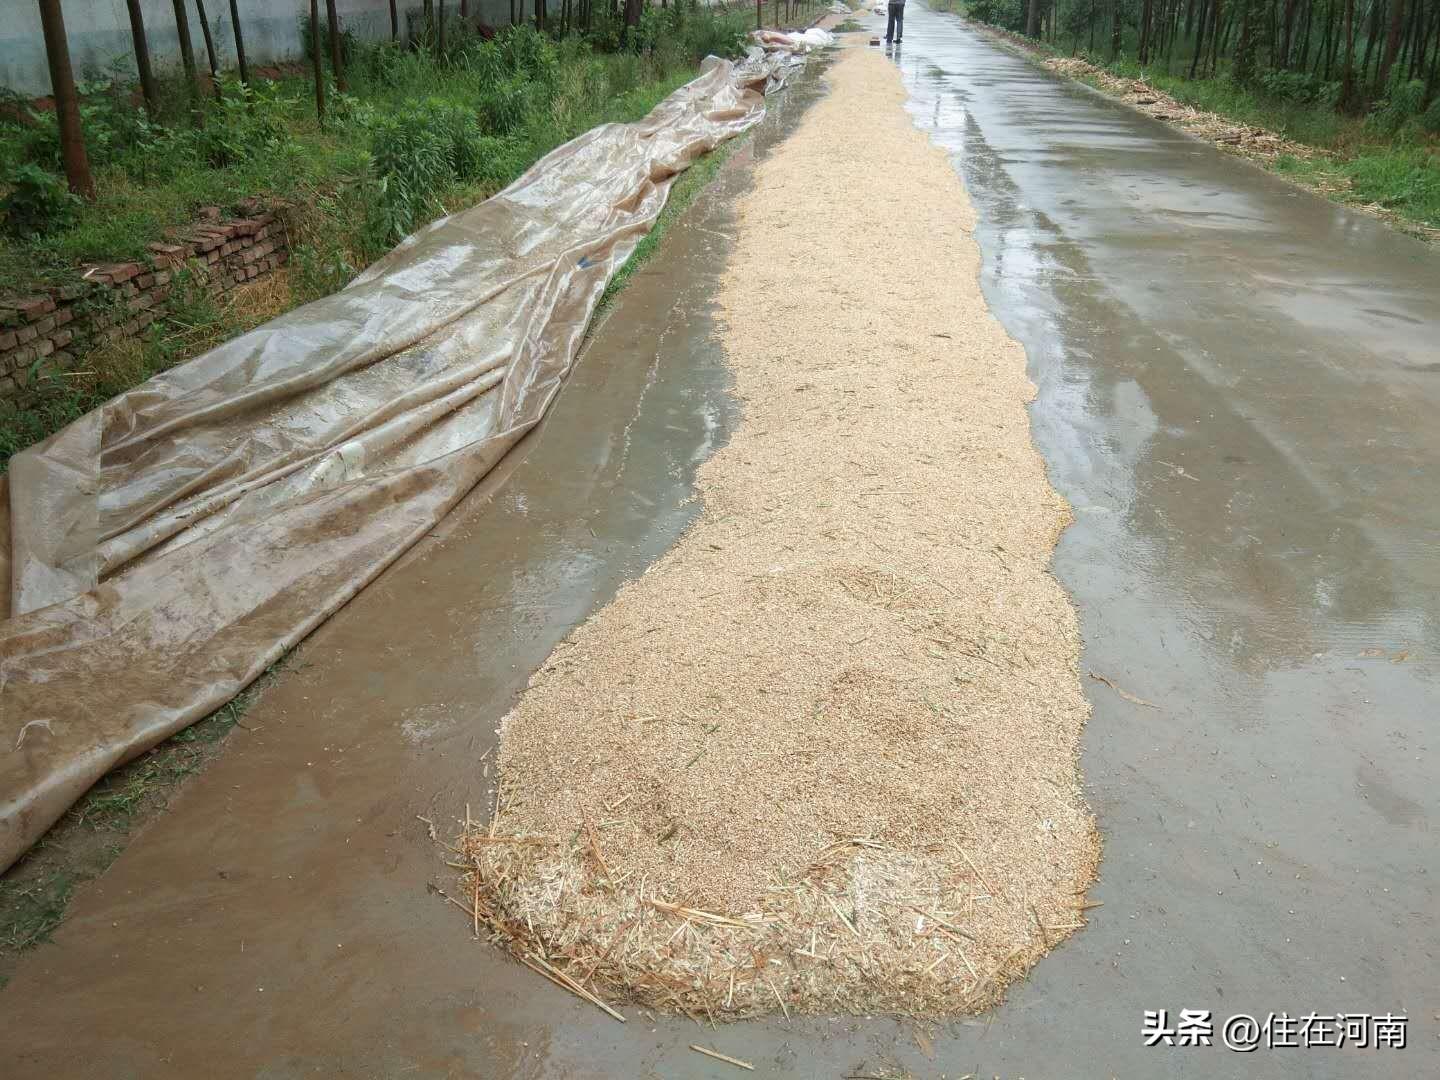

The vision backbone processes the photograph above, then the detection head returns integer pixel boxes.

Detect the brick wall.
[0,200,290,408]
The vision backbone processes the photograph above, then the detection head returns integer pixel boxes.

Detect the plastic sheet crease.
[0,50,797,873]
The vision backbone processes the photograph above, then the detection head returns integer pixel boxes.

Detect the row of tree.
[32,0,655,202]
[1006,0,1440,109]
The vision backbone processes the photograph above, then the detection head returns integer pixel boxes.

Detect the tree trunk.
[1112,0,1124,58]
[1209,0,1223,74]
[123,0,160,116]
[1190,0,1210,74]
[1233,0,1258,81]
[1279,0,1298,66]
[325,0,347,91]
[311,0,326,123]
[227,0,250,88]
[1139,0,1154,60]
[756,0,762,29]
[1360,0,1381,92]
[36,0,94,199]
[1379,0,1406,85]
[389,0,399,40]
[1340,0,1356,108]
[623,0,642,35]
[193,0,223,98]
[438,0,447,53]
[171,0,204,120]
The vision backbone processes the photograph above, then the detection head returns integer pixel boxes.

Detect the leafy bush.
[1259,70,1339,107]
[198,80,297,167]
[478,79,532,135]
[1367,76,1428,136]
[0,163,80,236]
[968,0,1025,31]
[364,108,453,246]
[1423,97,1440,135]
[497,24,560,83]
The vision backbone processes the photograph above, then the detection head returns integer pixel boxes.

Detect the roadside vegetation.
[943,0,1440,233]
[0,2,764,466]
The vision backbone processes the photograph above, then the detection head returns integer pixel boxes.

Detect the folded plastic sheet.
[0,50,798,873]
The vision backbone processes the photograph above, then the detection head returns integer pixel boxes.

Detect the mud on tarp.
[0,49,803,874]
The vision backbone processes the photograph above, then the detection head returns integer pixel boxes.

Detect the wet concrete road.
[6,15,1440,1080]
[887,7,1440,1075]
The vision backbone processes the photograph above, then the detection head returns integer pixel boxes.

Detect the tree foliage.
[980,0,1440,114]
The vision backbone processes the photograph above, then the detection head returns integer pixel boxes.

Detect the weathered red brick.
[51,328,74,349]
[53,306,74,327]
[197,205,222,220]
[32,315,56,336]
[147,242,191,268]
[0,330,15,351]
[33,338,55,359]
[103,262,143,285]
[8,295,56,321]
[16,324,37,345]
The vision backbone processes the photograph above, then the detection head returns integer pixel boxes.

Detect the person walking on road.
[885,0,905,43]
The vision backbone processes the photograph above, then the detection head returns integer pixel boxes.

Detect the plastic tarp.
[0,49,800,873]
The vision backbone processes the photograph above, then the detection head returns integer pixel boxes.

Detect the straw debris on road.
[457,43,1100,1018]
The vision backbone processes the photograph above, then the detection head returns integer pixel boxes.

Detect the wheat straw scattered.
[455,45,1100,1019]
[1043,56,1317,162]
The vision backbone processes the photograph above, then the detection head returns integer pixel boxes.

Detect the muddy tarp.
[0,51,798,873]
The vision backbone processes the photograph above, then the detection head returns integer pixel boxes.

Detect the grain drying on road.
[458,43,1100,1017]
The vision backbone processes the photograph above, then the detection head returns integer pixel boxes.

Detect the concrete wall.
[1,0,528,96]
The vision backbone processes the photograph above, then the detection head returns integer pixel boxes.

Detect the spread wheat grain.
[457,44,1101,1018]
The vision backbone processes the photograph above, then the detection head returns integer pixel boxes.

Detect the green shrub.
[1259,70,1339,107]
[1423,97,1440,135]
[1367,76,1427,136]
[497,24,559,83]
[0,163,80,236]
[478,79,531,135]
[968,0,1025,31]
[197,80,296,168]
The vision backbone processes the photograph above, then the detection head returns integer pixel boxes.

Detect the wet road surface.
[6,13,1440,1079]
[889,8,1439,1076]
